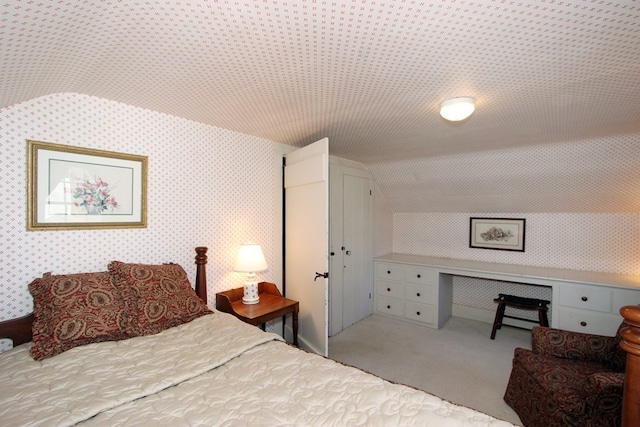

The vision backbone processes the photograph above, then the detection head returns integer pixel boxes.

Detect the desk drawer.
[558,284,611,313]
[376,280,404,299]
[405,283,435,304]
[405,301,435,326]
[376,296,404,317]
[557,307,621,336]
[405,266,438,285]
[375,262,404,281]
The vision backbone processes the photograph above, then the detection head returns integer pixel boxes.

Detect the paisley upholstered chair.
[504,324,625,427]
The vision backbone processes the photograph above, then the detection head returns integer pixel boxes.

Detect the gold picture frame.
[27,140,147,231]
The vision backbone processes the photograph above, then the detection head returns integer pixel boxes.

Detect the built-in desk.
[374,254,640,336]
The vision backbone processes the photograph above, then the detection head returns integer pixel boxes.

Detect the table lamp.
[234,242,268,304]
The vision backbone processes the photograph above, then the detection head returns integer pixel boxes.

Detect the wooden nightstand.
[216,282,299,346]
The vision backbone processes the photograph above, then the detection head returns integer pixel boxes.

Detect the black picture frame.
[469,217,525,252]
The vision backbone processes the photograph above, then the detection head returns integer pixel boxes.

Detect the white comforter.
[0,312,516,426]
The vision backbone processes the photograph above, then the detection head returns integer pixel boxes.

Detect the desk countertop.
[375,253,640,290]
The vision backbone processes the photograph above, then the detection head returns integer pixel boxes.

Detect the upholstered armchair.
[504,324,625,427]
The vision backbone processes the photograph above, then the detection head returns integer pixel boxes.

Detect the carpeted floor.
[328,314,530,425]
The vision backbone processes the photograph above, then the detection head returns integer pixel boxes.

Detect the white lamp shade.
[234,243,268,273]
[440,97,475,121]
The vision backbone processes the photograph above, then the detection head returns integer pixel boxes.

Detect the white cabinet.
[375,262,405,318]
[375,279,403,299]
[558,283,611,312]
[557,283,640,335]
[375,295,404,317]
[375,253,640,336]
[374,261,452,328]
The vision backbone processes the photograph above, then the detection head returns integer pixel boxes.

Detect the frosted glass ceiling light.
[440,97,475,121]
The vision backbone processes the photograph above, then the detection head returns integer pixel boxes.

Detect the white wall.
[0,93,283,320]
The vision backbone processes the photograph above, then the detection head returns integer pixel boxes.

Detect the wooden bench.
[491,293,550,339]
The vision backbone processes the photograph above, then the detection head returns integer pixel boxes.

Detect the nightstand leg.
[282,315,286,337]
[292,312,298,347]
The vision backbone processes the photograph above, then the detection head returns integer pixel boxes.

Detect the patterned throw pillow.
[28,271,129,361]
[108,261,211,337]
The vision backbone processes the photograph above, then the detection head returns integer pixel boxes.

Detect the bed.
[4,247,635,426]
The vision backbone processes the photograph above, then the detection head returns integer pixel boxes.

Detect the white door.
[341,173,373,328]
[284,138,329,356]
[329,164,344,336]
[329,165,373,336]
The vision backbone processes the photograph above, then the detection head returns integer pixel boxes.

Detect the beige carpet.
[328,314,531,425]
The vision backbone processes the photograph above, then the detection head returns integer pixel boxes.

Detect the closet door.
[342,173,373,328]
[329,164,373,335]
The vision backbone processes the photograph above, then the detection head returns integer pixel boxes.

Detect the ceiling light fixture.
[440,97,475,121]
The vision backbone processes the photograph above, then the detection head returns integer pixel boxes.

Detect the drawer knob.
[387,270,391,274]
[387,287,391,292]
[416,292,421,297]
[416,311,421,316]
[580,321,587,327]
[581,296,588,302]
[417,274,421,278]
[387,305,391,309]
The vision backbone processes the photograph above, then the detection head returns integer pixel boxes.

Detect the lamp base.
[242,279,260,304]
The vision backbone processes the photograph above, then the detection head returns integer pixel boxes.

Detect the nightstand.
[215,282,299,346]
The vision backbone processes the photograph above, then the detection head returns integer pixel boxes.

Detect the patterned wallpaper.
[2,92,639,326]
[393,211,640,316]
[369,134,640,214]
[0,93,279,321]
[393,212,640,275]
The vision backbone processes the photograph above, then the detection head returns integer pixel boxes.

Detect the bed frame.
[620,305,640,427]
[1,249,640,426]
[0,246,209,347]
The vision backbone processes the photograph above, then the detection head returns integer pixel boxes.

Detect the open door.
[284,137,329,356]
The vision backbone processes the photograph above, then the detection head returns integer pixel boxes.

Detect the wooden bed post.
[620,305,640,427]
[195,247,208,305]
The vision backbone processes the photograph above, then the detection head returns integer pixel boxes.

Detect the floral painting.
[28,140,147,230]
[72,177,119,215]
[470,218,525,252]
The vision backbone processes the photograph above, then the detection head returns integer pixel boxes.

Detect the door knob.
[314,272,329,281]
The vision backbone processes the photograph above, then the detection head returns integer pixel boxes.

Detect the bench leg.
[539,309,549,327]
[491,302,506,339]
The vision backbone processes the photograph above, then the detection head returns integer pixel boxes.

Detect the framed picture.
[469,218,525,252]
[27,140,147,230]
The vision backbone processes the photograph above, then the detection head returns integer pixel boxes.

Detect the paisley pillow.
[108,261,211,337]
[28,271,129,361]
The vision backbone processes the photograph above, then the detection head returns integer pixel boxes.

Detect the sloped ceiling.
[2,1,640,213]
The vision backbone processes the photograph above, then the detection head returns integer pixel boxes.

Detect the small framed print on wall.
[27,140,147,231]
[469,218,526,252]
